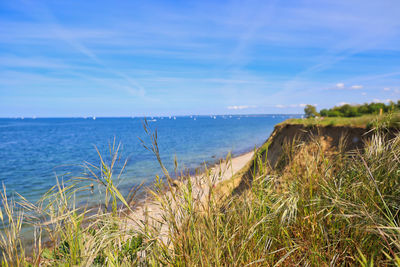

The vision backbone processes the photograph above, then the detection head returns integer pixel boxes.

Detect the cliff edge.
[221,122,397,197]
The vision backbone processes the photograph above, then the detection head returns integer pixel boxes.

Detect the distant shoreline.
[0,114,302,119]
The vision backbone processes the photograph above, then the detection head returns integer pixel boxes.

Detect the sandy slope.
[125,151,254,242]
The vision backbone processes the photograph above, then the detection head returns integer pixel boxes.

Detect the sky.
[0,0,399,117]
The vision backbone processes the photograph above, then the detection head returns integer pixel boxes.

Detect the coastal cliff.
[230,122,397,195]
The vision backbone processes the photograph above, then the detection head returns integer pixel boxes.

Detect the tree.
[320,109,328,117]
[358,104,369,115]
[338,104,359,117]
[304,105,319,118]
[314,100,400,118]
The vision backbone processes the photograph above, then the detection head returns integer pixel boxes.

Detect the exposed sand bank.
[125,151,254,240]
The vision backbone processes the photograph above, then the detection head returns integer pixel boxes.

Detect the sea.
[0,115,299,207]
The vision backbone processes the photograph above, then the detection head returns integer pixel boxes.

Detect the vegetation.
[304,104,319,118]
[304,100,400,119]
[1,120,400,265]
[283,112,400,128]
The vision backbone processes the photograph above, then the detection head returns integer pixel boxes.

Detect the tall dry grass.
[0,120,399,266]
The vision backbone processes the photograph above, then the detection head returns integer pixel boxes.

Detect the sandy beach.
[126,151,254,240]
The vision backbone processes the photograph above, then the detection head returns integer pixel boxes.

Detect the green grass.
[1,120,400,266]
[281,112,400,128]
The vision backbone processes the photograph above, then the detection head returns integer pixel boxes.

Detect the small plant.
[0,187,26,266]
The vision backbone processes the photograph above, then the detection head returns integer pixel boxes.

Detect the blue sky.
[0,0,399,117]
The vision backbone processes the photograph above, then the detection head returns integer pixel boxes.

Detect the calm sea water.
[0,115,298,205]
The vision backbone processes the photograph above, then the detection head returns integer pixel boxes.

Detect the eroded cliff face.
[232,123,396,195]
[262,124,373,169]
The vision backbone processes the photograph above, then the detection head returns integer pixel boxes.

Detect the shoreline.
[125,150,254,237]
[124,147,258,209]
[22,149,256,254]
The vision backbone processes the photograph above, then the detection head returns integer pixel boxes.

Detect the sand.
[124,151,254,241]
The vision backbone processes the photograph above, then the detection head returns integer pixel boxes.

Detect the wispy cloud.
[0,56,69,69]
[373,98,395,103]
[1,1,147,98]
[275,104,285,108]
[337,102,350,106]
[328,83,364,90]
[1,0,400,116]
[275,103,308,108]
[227,105,256,110]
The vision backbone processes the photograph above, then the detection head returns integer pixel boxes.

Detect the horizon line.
[0,113,304,119]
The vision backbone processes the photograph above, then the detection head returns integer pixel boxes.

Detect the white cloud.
[361,92,367,96]
[227,105,255,110]
[336,83,345,89]
[373,98,393,103]
[275,103,310,108]
[351,85,363,89]
[330,84,363,90]
[338,102,350,106]
[383,87,391,91]
[275,104,286,108]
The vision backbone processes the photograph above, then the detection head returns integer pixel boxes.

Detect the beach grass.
[0,120,400,265]
[140,123,400,266]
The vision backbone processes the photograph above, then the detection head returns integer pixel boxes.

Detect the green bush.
[318,100,399,117]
